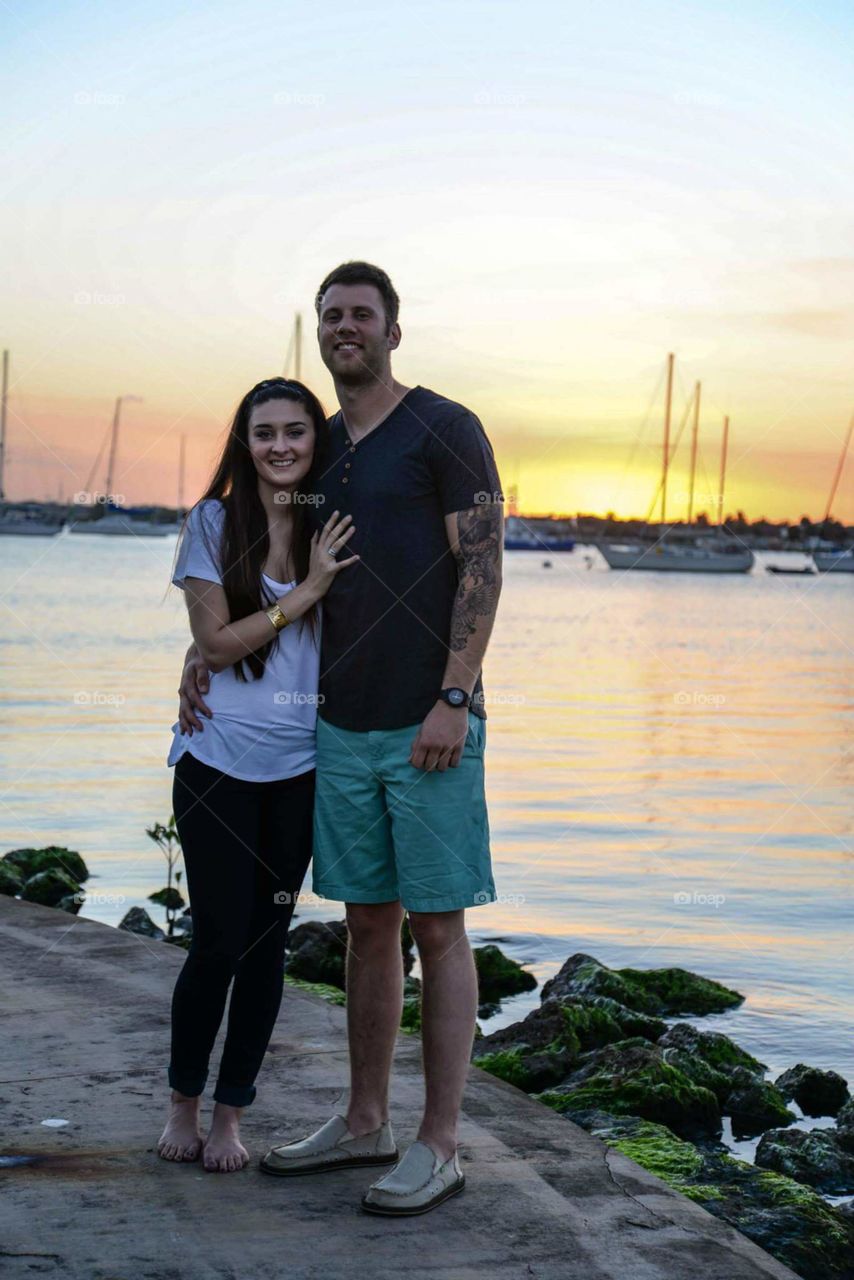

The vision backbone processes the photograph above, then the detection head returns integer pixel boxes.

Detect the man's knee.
[408,909,467,961]
[346,900,404,953]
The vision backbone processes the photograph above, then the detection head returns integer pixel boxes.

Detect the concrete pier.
[0,897,799,1279]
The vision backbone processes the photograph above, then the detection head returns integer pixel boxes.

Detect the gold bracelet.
[266,603,291,632]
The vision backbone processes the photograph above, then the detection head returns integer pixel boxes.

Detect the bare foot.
[203,1102,249,1173]
[157,1092,203,1162]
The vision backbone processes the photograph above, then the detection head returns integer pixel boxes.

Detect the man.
[179,262,503,1214]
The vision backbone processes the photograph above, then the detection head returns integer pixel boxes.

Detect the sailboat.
[598,355,754,574]
[70,396,170,537]
[811,414,853,574]
[0,350,64,536]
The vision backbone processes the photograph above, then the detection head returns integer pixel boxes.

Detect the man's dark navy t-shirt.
[313,386,502,732]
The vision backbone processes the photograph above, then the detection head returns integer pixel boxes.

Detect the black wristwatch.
[438,687,471,709]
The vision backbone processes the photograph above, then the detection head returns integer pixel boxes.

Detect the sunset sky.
[2,0,852,520]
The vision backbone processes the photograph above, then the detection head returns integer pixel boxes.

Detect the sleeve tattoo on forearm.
[450,505,502,651]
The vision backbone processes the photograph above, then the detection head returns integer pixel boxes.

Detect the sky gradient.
[2,0,853,520]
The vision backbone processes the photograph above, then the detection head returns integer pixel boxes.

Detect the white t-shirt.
[167,499,320,782]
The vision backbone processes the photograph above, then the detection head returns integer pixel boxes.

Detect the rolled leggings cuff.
[168,1066,207,1098]
[213,1081,257,1107]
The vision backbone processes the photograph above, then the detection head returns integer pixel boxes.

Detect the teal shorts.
[312,712,495,913]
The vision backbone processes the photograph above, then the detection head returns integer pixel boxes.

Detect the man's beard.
[328,343,386,388]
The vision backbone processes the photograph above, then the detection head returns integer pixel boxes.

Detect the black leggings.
[169,751,314,1107]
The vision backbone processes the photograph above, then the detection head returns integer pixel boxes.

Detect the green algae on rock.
[755,1127,854,1195]
[536,1037,722,1138]
[0,861,24,896]
[541,953,743,1016]
[571,1109,854,1280]
[473,944,537,1010]
[3,846,89,884]
[283,974,347,1006]
[19,868,83,909]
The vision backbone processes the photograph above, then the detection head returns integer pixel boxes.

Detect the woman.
[158,377,357,1172]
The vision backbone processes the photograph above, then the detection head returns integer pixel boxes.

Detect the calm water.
[2,533,852,1094]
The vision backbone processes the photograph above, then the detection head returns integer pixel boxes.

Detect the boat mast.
[0,349,8,502]
[177,433,186,518]
[687,381,701,524]
[294,313,302,380]
[660,352,674,526]
[823,413,854,522]
[717,415,730,528]
[104,396,122,504]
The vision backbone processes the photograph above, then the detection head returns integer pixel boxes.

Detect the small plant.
[146,815,185,937]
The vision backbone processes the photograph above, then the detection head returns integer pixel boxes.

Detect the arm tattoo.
[449,504,502,651]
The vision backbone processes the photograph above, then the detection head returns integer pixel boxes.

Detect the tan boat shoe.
[361,1140,465,1216]
[260,1114,397,1177]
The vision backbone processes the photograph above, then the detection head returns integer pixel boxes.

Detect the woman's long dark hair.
[185,377,327,680]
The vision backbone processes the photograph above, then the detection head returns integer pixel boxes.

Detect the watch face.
[447,688,466,706]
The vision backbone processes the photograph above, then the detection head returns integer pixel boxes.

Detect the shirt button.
[350,446,356,453]
[342,477,349,484]
[344,462,351,469]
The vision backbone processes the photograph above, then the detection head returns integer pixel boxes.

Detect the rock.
[0,861,23,896]
[285,920,349,990]
[172,911,193,935]
[570,1109,854,1280]
[658,1021,766,1075]
[283,974,347,1006]
[755,1127,854,1195]
[578,994,667,1042]
[3,846,89,883]
[725,1072,796,1138]
[118,906,165,940]
[473,944,537,1008]
[541,953,743,1016]
[19,869,83,908]
[164,934,191,950]
[56,893,83,915]
[148,887,186,911]
[835,1099,854,1153]
[775,1064,851,1117]
[537,1036,722,1139]
[400,976,421,1034]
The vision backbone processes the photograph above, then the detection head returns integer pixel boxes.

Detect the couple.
[159,261,504,1217]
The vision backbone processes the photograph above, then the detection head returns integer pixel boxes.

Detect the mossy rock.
[19,868,83,908]
[541,953,742,1017]
[836,1099,854,1154]
[725,1072,795,1138]
[283,974,347,1006]
[570,1109,854,1280]
[164,933,192,951]
[579,994,666,1042]
[659,1021,765,1075]
[0,861,23,896]
[536,1037,722,1138]
[474,1045,574,1092]
[775,1064,851,1118]
[400,975,422,1035]
[473,944,537,1006]
[756,1127,854,1195]
[3,846,89,884]
[285,920,349,990]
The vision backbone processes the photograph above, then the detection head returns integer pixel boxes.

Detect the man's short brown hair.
[315,261,400,332]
